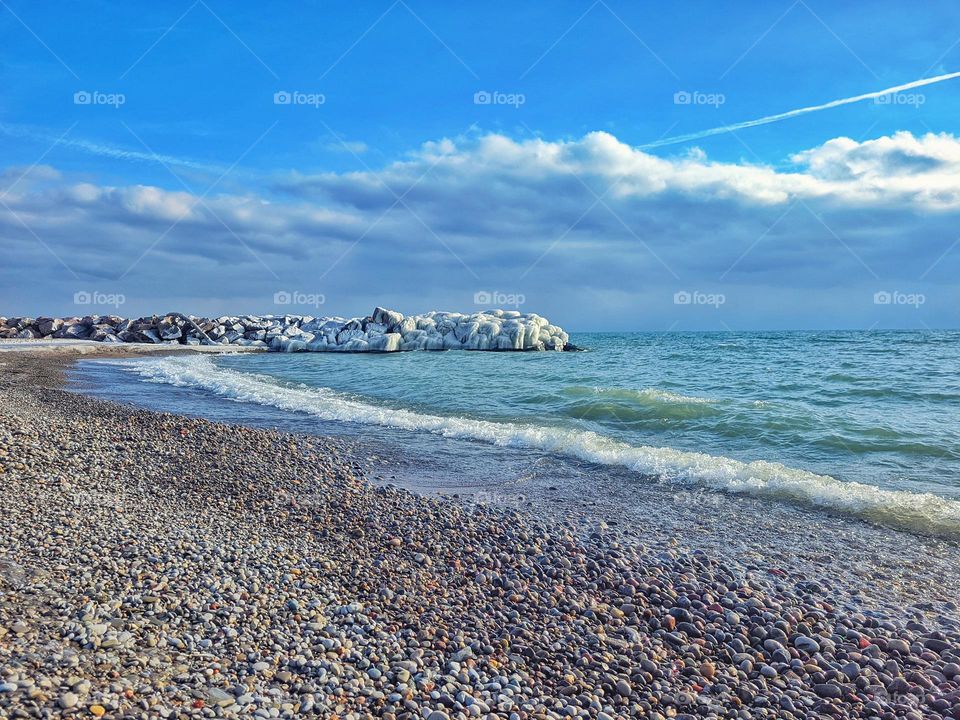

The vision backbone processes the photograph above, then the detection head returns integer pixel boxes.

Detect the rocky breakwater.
[0,307,576,353]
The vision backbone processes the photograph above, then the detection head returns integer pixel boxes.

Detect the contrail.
[0,123,228,174]
[640,71,960,150]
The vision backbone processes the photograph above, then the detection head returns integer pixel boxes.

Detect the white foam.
[567,386,716,405]
[121,355,960,537]
[641,388,715,405]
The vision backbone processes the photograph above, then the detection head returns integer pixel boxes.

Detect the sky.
[2,0,960,331]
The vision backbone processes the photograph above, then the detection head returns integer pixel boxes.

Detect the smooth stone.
[841,662,860,679]
[924,638,952,653]
[887,639,911,654]
[206,688,235,707]
[814,683,843,699]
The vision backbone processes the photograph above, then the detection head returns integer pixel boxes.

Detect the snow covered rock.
[1,307,576,353]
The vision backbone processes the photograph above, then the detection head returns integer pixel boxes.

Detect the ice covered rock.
[261,307,573,353]
[2,307,574,353]
[157,317,182,340]
[367,333,402,352]
[54,323,90,340]
[371,306,403,327]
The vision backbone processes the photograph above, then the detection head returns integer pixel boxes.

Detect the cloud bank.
[1,130,959,328]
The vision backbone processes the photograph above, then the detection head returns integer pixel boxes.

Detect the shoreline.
[2,349,960,718]
[70,350,960,625]
[0,339,265,355]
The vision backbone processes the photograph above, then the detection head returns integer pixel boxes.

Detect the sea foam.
[122,355,960,538]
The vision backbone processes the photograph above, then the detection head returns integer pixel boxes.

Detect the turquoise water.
[76,330,960,537]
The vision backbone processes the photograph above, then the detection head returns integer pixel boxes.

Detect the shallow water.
[70,330,960,539]
[67,333,960,626]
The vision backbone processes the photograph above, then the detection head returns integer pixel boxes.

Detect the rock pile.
[0,307,575,352]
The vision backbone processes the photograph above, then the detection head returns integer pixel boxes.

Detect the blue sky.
[2,0,960,330]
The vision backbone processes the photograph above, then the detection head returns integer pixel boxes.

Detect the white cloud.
[285,129,960,209]
[790,131,960,206]
[1,131,959,327]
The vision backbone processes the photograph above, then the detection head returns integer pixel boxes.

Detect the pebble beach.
[2,349,960,720]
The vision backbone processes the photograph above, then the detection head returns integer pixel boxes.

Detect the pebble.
[206,688,234,707]
[888,639,911,654]
[815,683,843,699]
[795,636,820,653]
[0,352,958,720]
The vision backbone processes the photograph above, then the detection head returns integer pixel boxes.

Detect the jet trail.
[640,71,960,150]
[0,123,228,174]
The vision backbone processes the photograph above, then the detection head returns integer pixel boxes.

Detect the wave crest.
[564,386,716,404]
[119,355,960,539]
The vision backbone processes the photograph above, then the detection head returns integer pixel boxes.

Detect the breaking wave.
[119,355,960,538]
